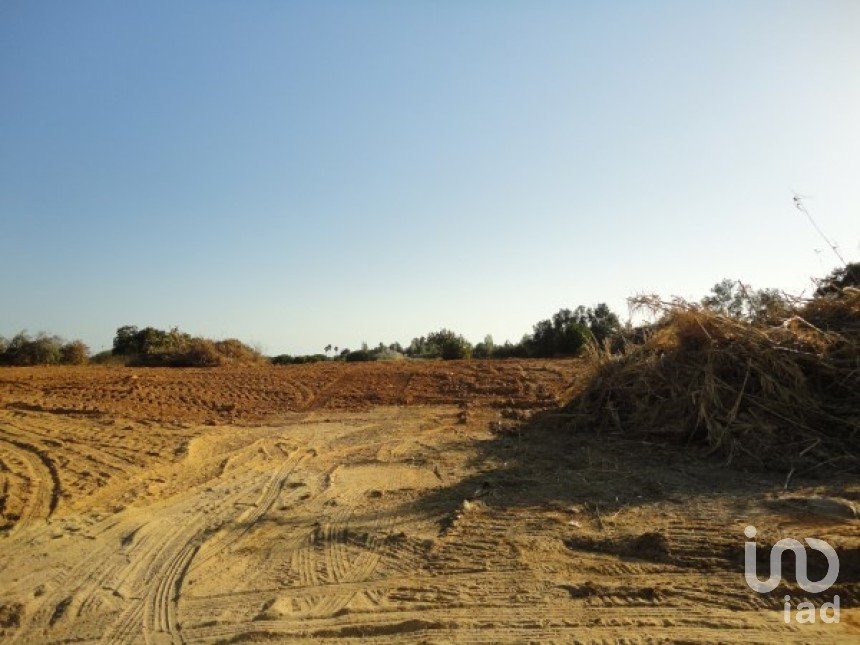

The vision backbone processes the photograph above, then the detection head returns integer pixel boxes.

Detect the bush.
[113,326,261,367]
[113,326,191,356]
[581,303,622,344]
[2,332,60,365]
[492,339,530,359]
[0,332,89,366]
[426,329,472,360]
[500,305,621,359]
[112,325,140,355]
[18,333,62,365]
[213,339,262,363]
[373,346,405,361]
[345,349,373,362]
[172,338,223,367]
[271,354,329,365]
[405,337,428,357]
[814,262,860,297]
[91,350,127,365]
[472,335,495,359]
[528,310,589,357]
[701,279,790,323]
[60,340,89,365]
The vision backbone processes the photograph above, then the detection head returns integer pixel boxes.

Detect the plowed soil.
[0,361,857,643]
[0,361,577,423]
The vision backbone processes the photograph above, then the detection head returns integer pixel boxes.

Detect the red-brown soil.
[0,360,582,424]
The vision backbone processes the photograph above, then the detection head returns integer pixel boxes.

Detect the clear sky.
[2,1,859,355]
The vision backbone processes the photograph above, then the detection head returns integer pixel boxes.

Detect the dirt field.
[0,361,857,642]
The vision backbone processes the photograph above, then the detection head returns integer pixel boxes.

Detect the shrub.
[581,303,622,344]
[426,329,472,360]
[3,332,61,365]
[405,337,430,358]
[528,310,589,357]
[473,335,495,359]
[91,350,127,365]
[374,346,405,361]
[701,279,790,324]
[345,349,373,362]
[271,353,330,365]
[213,339,263,363]
[492,339,530,359]
[112,326,260,367]
[60,340,90,365]
[112,325,191,356]
[295,354,329,364]
[140,327,190,355]
[0,332,88,366]
[112,325,140,355]
[814,262,860,297]
[172,338,223,367]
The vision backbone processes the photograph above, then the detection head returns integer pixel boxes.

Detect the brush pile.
[571,288,860,474]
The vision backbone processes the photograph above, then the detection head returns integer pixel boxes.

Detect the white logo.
[743,525,840,624]
[743,525,839,593]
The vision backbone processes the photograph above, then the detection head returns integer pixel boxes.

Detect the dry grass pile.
[571,288,860,474]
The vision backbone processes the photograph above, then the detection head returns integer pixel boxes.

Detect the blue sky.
[2,1,858,354]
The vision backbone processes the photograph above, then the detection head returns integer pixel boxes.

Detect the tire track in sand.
[102,443,310,644]
[0,435,59,531]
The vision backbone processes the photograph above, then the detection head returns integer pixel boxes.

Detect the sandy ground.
[0,362,857,643]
